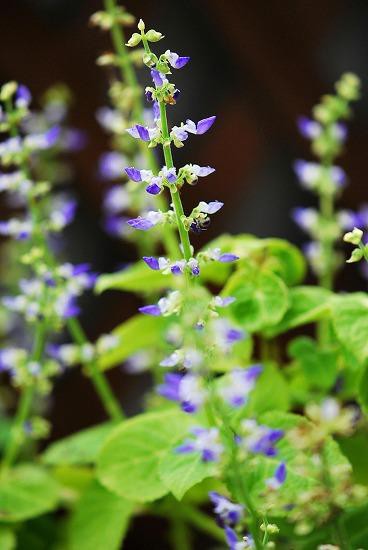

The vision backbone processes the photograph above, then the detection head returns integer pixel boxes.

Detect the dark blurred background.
[2,0,368,418]
[1,1,368,544]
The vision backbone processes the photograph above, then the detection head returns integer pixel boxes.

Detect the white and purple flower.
[176,427,224,462]
[158,372,206,413]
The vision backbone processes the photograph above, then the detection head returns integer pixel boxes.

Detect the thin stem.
[158,100,192,262]
[206,391,264,550]
[1,320,47,475]
[103,0,179,258]
[67,317,123,421]
[169,515,192,550]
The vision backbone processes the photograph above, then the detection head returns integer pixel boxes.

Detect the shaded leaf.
[97,409,192,503]
[0,465,60,522]
[95,261,174,294]
[69,480,133,550]
[159,450,216,500]
[42,422,115,466]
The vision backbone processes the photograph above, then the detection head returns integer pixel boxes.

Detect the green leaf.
[0,465,60,522]
[42,422,115,466]
[247,363,290,414]
[158,450,216,500]
[338,432,368,484]
[0,527,16,550]
[288,337,338,389]
[332,293,368,364]
[100,314,167,370]
[95,261,174,294]
[358,364,368,416]
[69,480,133,550]
[223,266,289,332]
[97,409,192,503]
[261,238,306,286]
[264,286,332,337]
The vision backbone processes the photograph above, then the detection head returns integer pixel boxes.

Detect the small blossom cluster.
[48,333,120,367]
[2,263,96,325]
[293,73,361,280]
[0,347,60,393]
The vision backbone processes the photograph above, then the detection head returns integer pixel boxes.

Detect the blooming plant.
[1,3,368,550]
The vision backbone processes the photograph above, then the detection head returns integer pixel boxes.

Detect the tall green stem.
[1,320,47,475]
[158,101,192,262]
[103,0,179,258]
[67,318,123,421]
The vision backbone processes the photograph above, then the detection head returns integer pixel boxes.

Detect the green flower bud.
[137,19,145,31]
[346,248,363,263]
[143,52,157,68]
[336,72,361,101]
[145,29,164,42]
[126,32,142,47]
[343,227,363,245]
[0,81,17,101]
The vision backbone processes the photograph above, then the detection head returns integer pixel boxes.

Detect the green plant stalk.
[154,500,224,543]
[210,396,264,550]
[141,32,263,546]
[158,100,192,262]
[103,0,179,259]
[67,317,123,421]
[317,157,335,346]
[1,320,47,475]
[4,101,124,422]
[140,34,192,262]
[169,515,192,550]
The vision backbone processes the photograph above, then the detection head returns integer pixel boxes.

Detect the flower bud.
[0,81,17,101]
[336,72,361,101]
[126,32,142,47]
[137,19,145,31]
[343,227,363,245]
[346,248,363,263]
[145,29,164,42]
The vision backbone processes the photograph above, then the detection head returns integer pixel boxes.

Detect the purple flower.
[166,50,190,69]
[196,116,216,134]
[99,152,127,180]
[15,84,32,108]
[146,182,162,195]
[125,167,142,182]
[219,253,239,263]
[127,217,155,231]
[127,210,164,231]
[266,462,287,490]
[143,256,160,270]
[152,101,160,121]
[292,207,318,232]
[139,304,162,316]
[158,373,206,413]
[105,215,128,237]
[225,527,253,550]
[242,420,284,457]
[44,126,61,147]
[145,89,153,102]
[60,296,80,318]
[331,166,347,187]
[126,124,151,141]
[293,160,320,189]
[209,492,243,527]
[221,365,262,407]
[151,69,164,86]
[297,116,321,140]
[176,427,224,462]
[192,165,216,177]
[199,200,224,214]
